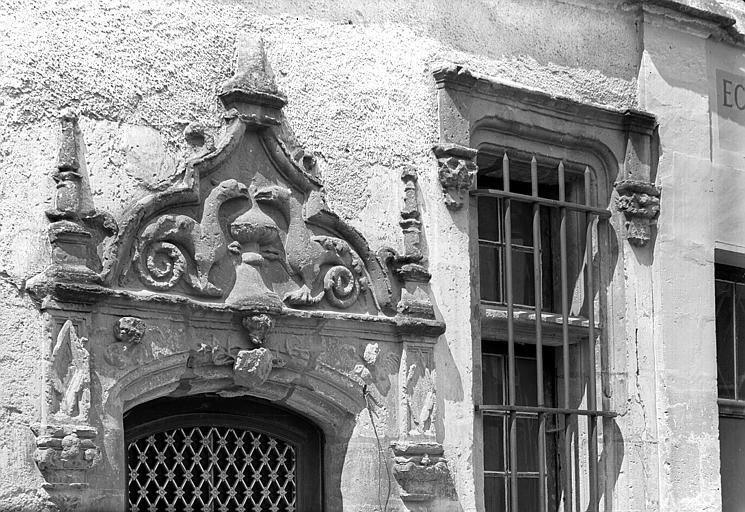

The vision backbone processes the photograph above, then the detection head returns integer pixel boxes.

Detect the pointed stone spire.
[219,34,287,114]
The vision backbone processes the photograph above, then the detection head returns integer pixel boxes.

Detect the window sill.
[480,304,594,345]
[719,399,745,418]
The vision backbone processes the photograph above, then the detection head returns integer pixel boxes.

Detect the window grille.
[474,153,615,512]
[128,426,297,512]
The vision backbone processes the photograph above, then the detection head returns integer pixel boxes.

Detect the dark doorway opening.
[125,394,323,511]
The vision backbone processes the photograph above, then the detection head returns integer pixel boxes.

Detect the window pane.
[480,245,500,302]
[516,356,539,407]
[512,249,535,307]
[736,283,745,400]
[717,280,736,399]
[483,354,504,405]
[516,418,540,472]
[518,478,540,510]
[484,416,505,471]
[484,475,506,512]
[479,197,500,242]
[719,416,745,512]
[510,200,533,247]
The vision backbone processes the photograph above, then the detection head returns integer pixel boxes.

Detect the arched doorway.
[124,394,323,511]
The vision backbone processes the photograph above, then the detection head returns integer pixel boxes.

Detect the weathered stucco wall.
[1,0,737,511]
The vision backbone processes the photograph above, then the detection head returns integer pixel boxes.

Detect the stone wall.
[1,0,743,510]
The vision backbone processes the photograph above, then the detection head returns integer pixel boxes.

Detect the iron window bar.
[474,153,610,512]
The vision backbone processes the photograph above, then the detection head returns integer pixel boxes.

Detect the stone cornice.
[432,64,657,135]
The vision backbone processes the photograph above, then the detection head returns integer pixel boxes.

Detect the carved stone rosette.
[433,143,478,210]
[615,179,661,246]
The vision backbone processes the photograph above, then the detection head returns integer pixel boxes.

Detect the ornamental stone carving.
[615,179,661,246]
[433,143,478,210]
[616,111,660,247]
[391,440,450,502]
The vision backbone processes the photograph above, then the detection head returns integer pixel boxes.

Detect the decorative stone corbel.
[433,143,478,210]
[615,110,659,247]
[391,440,449,502]
[615,179,660,246]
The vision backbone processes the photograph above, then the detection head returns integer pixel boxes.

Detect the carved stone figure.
[135,179,249,296]
[242,314,274,346]
[433,143,478,210]
[113,317,146,344]
[247,184,370,309]
[105,317,146,369]
[353,342,400,396]
[49,320,90,422]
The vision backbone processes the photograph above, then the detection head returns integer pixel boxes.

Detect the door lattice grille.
[128,426,297,512]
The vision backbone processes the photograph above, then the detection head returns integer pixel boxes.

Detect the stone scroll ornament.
[74,34,392,314]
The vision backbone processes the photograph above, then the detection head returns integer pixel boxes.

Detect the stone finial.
[219,34,287,111]
[433,144,478,210]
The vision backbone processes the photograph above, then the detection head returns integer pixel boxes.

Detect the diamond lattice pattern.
[128,426,296,512]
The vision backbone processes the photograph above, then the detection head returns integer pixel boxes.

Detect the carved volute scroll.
[49,34,392,317]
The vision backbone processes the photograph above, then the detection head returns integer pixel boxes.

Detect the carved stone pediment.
[31,35,394,318]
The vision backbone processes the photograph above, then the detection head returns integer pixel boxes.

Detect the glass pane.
[717,280,736,399]
[479,198,501,242]
[484,416,505,471]
[516,356,539,407]
[480,245,500,302]
[483,354,505,405]
[516,418,540,472]
[518,478,540,510]
[720,416,745,512]
[510,200,533,247]
[484,475,506,512]
[512,248,535,307]
[737,283,745,400]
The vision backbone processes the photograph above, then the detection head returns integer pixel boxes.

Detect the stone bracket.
[391,440,450,503]
[615,179,661,246]
[433,143,478,210]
